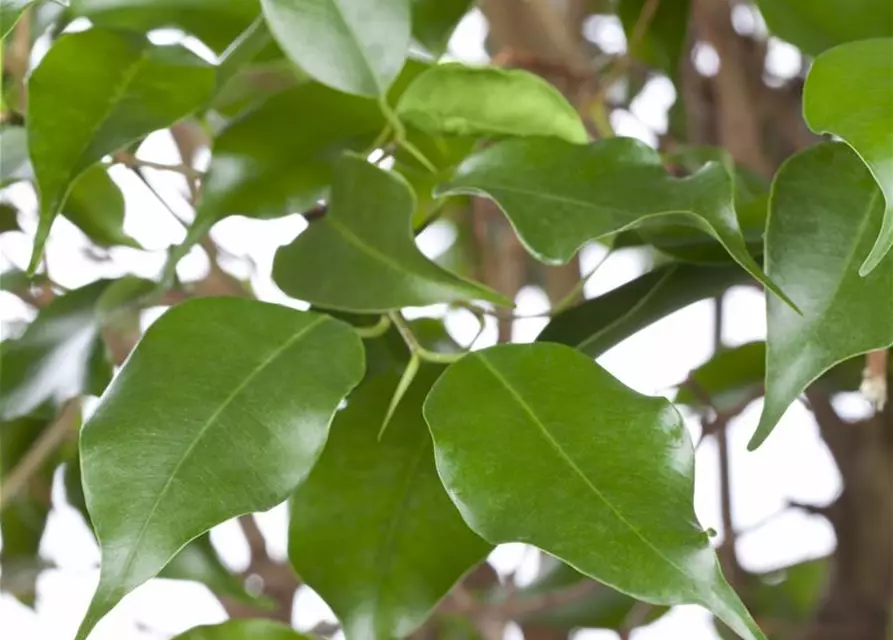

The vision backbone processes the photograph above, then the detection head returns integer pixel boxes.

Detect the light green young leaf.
[289,369,491,639]
[26,28,214,272]
[260,0,410,97]
[396,64,588,144]
[424,343,766,640]
[755,0,892,56]
[74,299,364,640]
[443,137,792,307]
[751,142,891,449]
[63,165,141,249]
[171,619,313,640]
[803,38,893,275]
[273,154,505,311]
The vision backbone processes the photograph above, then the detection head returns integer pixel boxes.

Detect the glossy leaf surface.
[63,165,140,249]
[444,137,785,301]
[755,0,893,55]
[172,620,312,640]
[537,264,750,357]
[75,299,364,640]
[0,281,111,420]
[803,38,893,275]
[260,0,410,96]
[424,343,765,640]
[411,0,471,54]
[396,64,588,144]
[273,154,504,311]
[26,28,214,271]
[752,142,891,449]
[289,369,491,639]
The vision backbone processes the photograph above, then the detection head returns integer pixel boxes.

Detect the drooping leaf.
[171,619,313,640]
[424,343,766,640]
[755,0,893,56]
[26,28,214,272]
[411,0,472,54]
[68,0,262,54]
[803,38,893,275]
[273,154,505,311]
[396,64,588,144]
[0,126,30,186]
[537,263,749,357]
[62,165,141,249]
[74,299,364,640]
[444,137,788,303]
[674,342,766,414]
[260,0,411,97]
[751,142,890,449]
[289,368,491,639]
[618,0,690,76]
[0,280,112,421]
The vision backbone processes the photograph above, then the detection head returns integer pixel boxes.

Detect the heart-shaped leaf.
[395,64,588,144]
[803,38,893,275]
[171,620,312,640]
[289,368,491,638]
[0,281,112,421]
[273,154,505,311]
[63,165,141,249]
[260,0,410,97]
[755,0,892,56]
[26,28,214,272]
[424,343,766,640]
[538,263,751,357]
[74,299,364,640]
[444,137,790,306]
[751,142,890,448]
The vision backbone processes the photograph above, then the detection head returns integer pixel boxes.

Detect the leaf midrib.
[328,0,383,95]
[112,315,328,585]
[476,353,701,601]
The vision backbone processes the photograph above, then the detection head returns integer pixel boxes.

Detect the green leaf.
[273,154,505,311]
[752,142,890,449]
[0,280,112,420]
[260,0,411,97]
[755,0,893,56]
[803,38,893,275]
[171,620,313,640]
[26,28,215,272]
[675,342,766,414]
[68,0,263,54]
[289,368,491,638]
[618,0,690,76]
[1,0,30,40]
[62,165,141,249]
[74,299,364,640]
[0,203,19,233]
[537,263,750,357]
[424,343,766,640]
[411,0,471,54]
[396,64,588,144]
[444,137,788,304]
[0,126,30,186]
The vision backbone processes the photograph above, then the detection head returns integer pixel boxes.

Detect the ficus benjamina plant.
[0,1,891,639]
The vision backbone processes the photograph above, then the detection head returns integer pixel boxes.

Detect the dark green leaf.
[0,280,112,420]
[0,203,19,233]
[803,38,893,275]
[289,368,491,638]
[260,0,411,97]
[619,0,690,76]
[411,0,472,54]
[755,0,893,56]
[0,126,30,186]
[396,64,588,144]
[675,342,766,414]
[68,0,262,53]
[74,299,364,640]
[62,165,141,249]
[171,620,313,640]
[273,154,504,311]
[752,142,890,449]
[537,264,749,357]
[442,137,790,307]
[425,343,766,640]
[26,28,214,272]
